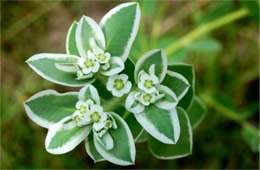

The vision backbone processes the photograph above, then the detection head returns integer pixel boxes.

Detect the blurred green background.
[1,0,259,169]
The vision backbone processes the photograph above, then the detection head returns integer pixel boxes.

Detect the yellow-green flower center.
[84,59,94,68]
[91,111,101,123]
[113,79,124,90]
[143,93,153,102]
[144,79,153,89]
[74,116,83,122]
[79,105,87,114]
[97,53,107,62]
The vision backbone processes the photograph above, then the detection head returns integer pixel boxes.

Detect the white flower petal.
[149,64,155,76]
[93,121,106,131]
[100,57,124,76]
[112,90,124,97]
[119,74,128,82]
[82,68,92,74]
[122,81,132,94]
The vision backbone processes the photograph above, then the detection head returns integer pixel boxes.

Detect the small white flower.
[106,74,132,97]
[71,99,94,126]
[89,37,111,64]
[77,54,100,75]
[88,105,107,131]
[138,65,159,93]
[133,90,165,106]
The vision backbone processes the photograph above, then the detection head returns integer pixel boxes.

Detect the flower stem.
[164,8,249,56]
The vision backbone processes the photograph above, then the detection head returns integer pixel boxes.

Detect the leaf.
[76,16,106,58]
[162,71,190,101]
[85,132,105,162]
[134,105,180,144]
[135,129,148,143]
[94,132,114,150]
[100,57,124,76]
[121,58,136,84]
[66,21,80,56]
[123,111,143,140]
[94,112,135,166]
[78,85,100,105]
[154,85,178,110]
[100,2,141,61]
[24,90,78,129]
[125,91,145,114]
[241,127,260,153]
[186,96,207,129]
[45,118,91,154]
[26,53,95,87]
[186,37,222,52]
[148,107,193,159]
[167,63,195,109]
[135,49,168,83]
[242,0,260,22]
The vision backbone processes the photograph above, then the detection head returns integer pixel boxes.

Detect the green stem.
[200,92,258,135]
[164,8,249,56]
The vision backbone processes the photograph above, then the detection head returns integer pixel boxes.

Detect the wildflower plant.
[24,2,206,166]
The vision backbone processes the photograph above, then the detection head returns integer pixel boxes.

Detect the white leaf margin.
[134,49,168,83]
[24,89,78,129]
[167,70,190,100]
[66,21,78,55]
[149,107,193,160]
[78,84,100,105]
[85,137,105,163]
[99,2,141,62]
[93,112,136,166]
[155,84,178,110]
[135,107,180,144]
[26,53,84,87]
[76,16,106,58]
[45,116,91,154]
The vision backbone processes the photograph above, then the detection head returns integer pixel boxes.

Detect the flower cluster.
[64,99,117,137]
[106,74,132,97]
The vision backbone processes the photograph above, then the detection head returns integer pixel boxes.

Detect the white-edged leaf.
[78,85,100,105]
[55,63,77,73]
[24,90,78,129]
[148,107,193,160]
[125,91,144,114]
[94,112,135,166]
[85,132,105,163]
[135,129,148,143]
[100,57,124,76]
[134,49,167,83]
[66,21,80,56]
[167,63,195,109]
[94,131,114,150]
[135,106,180,144]
[26,53,95,87]
[186,96,207,129]
[45,117,91,154]
[100,2,141,61]
[76,16,105,58]
[155,84,178,110]
[162,71,190,101]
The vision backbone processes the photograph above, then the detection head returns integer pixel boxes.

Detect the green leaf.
[45,119,91,154]
[94,112,135,166]
[134,105,180,144]
[66,21,80,56]
[241,127,260,153]
[85,132,105,162]
[76,16,105,58]
[26,53,95,87]
[135,49,168,83]
[135,129,148,143]
[154,85,178,110]
[186,37,222,52]
[24,90,78,129]
[121,58,136,84]
[100,2,141,61]
[242,0,260,22]
[148,107,193,159]
[94,132,114,150]
[100,57,124,76]
[167,63,195,109]
[186,96,207,129]
[78,85,100,105]
[162,71,190,101]
[124,111,143,140]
